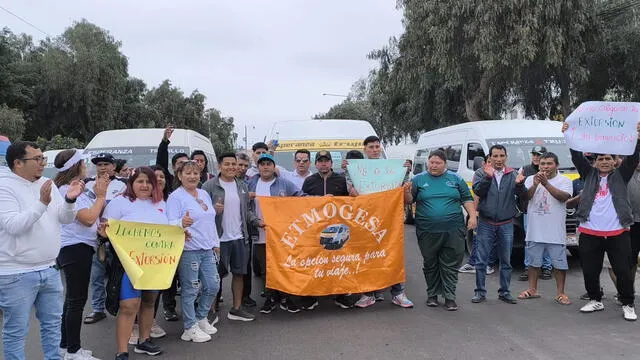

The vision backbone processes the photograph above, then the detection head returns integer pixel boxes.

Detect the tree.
[204,108,237,154]
[35,135,84,151]
[0,104,26,140]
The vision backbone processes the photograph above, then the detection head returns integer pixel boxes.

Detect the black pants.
[579,232,635,305]
[58,243,94,353]
[243,240,253,299]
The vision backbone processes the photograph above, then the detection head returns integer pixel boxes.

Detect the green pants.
[417,227,465,300]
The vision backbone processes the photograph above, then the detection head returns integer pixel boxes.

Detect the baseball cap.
[257,153,275,164]
[315,150,332,162]
[531,146,547,155]
[91,153,116,164]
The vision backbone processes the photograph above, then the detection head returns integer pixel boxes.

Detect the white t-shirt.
[166,187,219,250]
[219,179,243,242]
[59,185,99,248]
[525,174,573,244]
[580,176,623,232]
[103,195,168,226]
[85,177,127,205]
[255,178,275,244]
[281,170,311,190]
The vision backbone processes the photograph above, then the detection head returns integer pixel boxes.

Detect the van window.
[467,142,485,169]
[444,145,462,171]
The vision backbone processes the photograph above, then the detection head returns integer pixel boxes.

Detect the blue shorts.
[525,242,568,270]
[120,273,159,300]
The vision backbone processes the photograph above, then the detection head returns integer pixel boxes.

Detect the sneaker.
[471,293,486,303]
[259,298,277,314]
[64,349,99,360]
[334,295,354,309]
[614,294,622,306]
[426,296,439,307]
[486,266,495,275]
[458,263,476,273]
[518,271,528,281]
[580,300,604,313]
[114,353,128,360]
[242,296,257,307]
[60,348,67,358]
[541,268,552,280]
[228,307,256,321]
[279,298,301,313]
[134,338,162,356]
[197,318,218,335]
[622,305,637,321]
[579,288,605,301]
[391,293,414,308]
[150,320,166,338]
[163,308,179,322]
[374,292,385,302]
[181,324,211,343]
[128,324,139,345]
[211,314,219,326]
[301,297,320,310]
[354,294,376,308]
[444,299,458,311]
[498,293,518,304]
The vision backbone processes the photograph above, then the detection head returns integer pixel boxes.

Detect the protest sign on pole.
[563,101,640,155]
[258,188,406,296]
[346,159,406,194]
[106,219,185,290]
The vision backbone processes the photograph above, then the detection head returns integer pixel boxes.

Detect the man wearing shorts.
[518,152,573,304]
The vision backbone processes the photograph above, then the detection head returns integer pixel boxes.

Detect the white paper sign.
[564,101,640,155]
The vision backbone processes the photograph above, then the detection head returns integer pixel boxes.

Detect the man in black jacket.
[299,151,354,309]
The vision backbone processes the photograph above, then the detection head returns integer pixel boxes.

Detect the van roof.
[85,128,214,153]
[270,119,377,140]
[417,120,562,145]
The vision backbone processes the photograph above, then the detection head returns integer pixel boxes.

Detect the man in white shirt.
[245,142,269,179]
[279,149,312,190]
[0,141,84,360]
[517,152,573,304]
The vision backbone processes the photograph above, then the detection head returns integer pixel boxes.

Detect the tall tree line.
[0,19,237,154]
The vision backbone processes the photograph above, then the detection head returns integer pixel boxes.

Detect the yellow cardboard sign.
[275,139,362,151]
[106,219,185,290]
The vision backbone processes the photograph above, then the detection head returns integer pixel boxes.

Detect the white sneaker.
[64,348,101,359]
[197,318,218,335]
[60,348,67,358]
[211,314,219,326]
[486,266,495,275]
[623,305,637,321]
[128,323,139,345]
[180,324,212,343]
[458,263,476,273]
[150,320,167,338]
[580,300,604,313]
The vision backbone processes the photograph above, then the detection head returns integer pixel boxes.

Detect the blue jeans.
[0,267,64,360]
[523,214,552,270]
[367,283,404,297]
[89,251,112,313]
[178,250,220,330]
[468,233,498,266]
[475,219,514,297]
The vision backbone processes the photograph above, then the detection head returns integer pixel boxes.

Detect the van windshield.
[273,150,386,172]
[84,146,189,176]
[486,138,574,171]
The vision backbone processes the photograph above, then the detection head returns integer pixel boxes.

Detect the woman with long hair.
[55,149,108,360]
[101,166,187,360]
[167,161,220,343]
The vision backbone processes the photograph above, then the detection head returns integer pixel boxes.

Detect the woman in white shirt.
[55,149,107,360]
[101,167,181,360]
[167,161,220,343]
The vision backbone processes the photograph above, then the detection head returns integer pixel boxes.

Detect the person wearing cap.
[247,153,303,314]
[83,152,128,326]
[299,151,354,310]
[518,145,553,282]
[0,142,84,360]
[246,142,270,179]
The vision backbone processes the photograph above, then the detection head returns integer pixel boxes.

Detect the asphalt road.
[6,225,640,360]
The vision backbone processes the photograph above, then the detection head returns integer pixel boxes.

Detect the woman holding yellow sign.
[167,161,220,344]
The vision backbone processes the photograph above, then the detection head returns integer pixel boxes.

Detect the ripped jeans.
[178,250,220,330]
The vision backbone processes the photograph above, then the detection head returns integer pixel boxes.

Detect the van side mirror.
[473,156,485,171]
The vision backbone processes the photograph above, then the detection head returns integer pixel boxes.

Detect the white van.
[84,128,217,176]
[413,119,579,254]
[268,119,385,172]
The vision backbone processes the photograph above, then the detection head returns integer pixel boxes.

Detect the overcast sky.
[1,0,403,146]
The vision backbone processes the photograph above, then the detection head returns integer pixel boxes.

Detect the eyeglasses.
[295,159,309,163]
[22,156,47,164]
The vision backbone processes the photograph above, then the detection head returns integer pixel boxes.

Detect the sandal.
[555,294,572,305]
[517,289,541,300]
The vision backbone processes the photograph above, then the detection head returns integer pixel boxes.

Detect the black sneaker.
[518,271,528,281]
[426,296,439,307]
[301,297,319,310]
[163,308,179,322]
[134,338,162,356]
[242,296,257,308]
[579,288,605,301]
[498,294,518,304]
[115,352,129,360]
[444,299,458,311]
[279,298,301,313]
[228,307,256,321]
[334,295,354,309]
[259,298,277,314]
[540,268,553,280]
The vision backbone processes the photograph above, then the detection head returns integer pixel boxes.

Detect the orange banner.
[258,188,406,296]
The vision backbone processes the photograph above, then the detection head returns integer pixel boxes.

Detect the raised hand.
[40,179,53,206]
[533,172,541,186]
[163,125,174,141]
[94,175,110,198]
[537,172,548,186]
[66,179,86,200]
[341,159,349,171]
[516,172,526,184]
[483,163,495,178]
[182,210,194,228]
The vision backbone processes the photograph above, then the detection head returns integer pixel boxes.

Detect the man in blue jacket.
[472,145,526,304]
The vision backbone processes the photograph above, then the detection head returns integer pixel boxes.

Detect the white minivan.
[268,119,385,172]
[413,119,580,255]
[84,128,217,176]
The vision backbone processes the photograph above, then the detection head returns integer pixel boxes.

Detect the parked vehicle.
[0,135,10,167]
[320,224,351,250]
[411,120,579,256]
[84,128,216,176]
